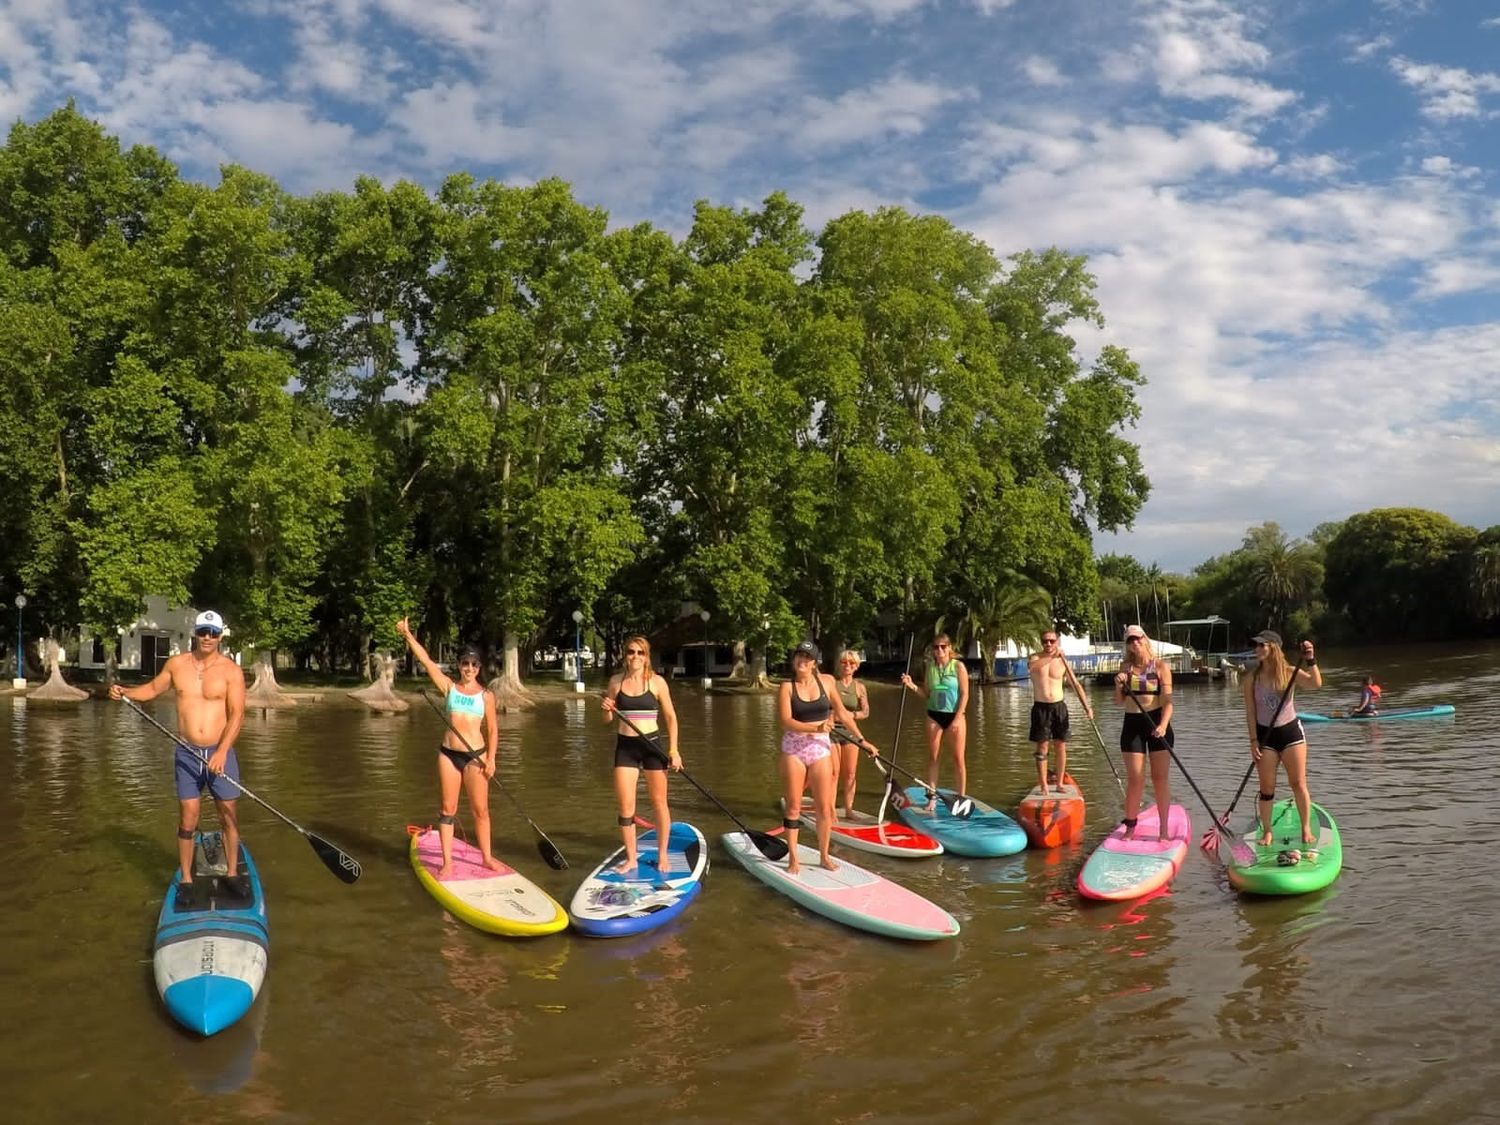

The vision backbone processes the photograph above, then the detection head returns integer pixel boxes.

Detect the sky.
[3,0,1500,573]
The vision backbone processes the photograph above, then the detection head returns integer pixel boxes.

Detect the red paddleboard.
[783,797,943,858]
[1017,773,1086,849]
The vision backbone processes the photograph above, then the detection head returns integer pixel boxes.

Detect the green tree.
[1323,508,1476,640]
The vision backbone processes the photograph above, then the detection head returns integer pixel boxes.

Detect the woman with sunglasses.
[1242,631,1322,851]
[1113,625,1174,841]
[829,649,871,817]
[900,634,970,809]
[601,635,681,875]
[397,618,504,879]
[778,641,873,874]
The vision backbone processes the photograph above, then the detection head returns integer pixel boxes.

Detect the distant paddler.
[110,610,248,904]
[1352,675,1382,717]
[600,634,682,875]
[828,649,871,818]
[1027,629,1093,796]
[397,617,504,879]
[900,633,970,811]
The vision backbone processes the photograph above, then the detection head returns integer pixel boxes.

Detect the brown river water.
[3,645,1498,1123]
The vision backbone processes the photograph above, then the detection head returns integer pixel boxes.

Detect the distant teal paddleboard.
[1298,704,1454,723]
[895,787,1027,857]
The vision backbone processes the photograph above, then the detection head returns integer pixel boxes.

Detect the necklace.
[193,652,216,682]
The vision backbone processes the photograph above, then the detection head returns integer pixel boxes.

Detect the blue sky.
[4,0,1499,572]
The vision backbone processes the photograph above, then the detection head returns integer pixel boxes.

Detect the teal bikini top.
[447,685,486,718]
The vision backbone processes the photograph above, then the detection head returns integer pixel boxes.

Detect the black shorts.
[1120,709,1174,755]
[614,734,668,771]
[1029,700,1070,743]
[438,745,477,772]
[928,709,958,731]
[1255,720,1307,753]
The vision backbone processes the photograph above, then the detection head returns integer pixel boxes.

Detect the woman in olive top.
[1113,625,1174,842]
[601,635,682,875]
[900,633,970,807]
[779,641,875,875]
[397,618,503,879]
[829,649,871,818]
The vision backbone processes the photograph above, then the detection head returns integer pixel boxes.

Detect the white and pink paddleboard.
[1077,804,1191,901]
[782,797,943,858]
[720,832,959,941]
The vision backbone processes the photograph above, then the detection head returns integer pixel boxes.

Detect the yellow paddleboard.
[409,829,567,937]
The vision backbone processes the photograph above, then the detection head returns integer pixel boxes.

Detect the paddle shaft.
[121,697,362,883]
[834,725,971,815]
[876,634,916,825]
[611,707,788,861]
[1085,714,1126,794]
[421,692,569,870]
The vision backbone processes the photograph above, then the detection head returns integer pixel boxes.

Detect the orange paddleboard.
[1017,773,1085,848]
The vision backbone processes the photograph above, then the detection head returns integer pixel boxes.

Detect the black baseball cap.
[791,640,821,662]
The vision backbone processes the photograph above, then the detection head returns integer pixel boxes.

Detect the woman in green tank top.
[899,633,971,806]
[829,649,872,817]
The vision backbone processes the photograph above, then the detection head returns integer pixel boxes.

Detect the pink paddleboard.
[1077,804,1191,901]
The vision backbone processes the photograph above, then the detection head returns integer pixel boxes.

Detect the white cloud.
[794,75,969,149]
[1391,56,1500,120]
[1022,55,1065,87]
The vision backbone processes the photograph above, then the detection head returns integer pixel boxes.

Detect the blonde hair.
[622,635,652,681]
[1254,641,1293,691]
[837,649,861,669]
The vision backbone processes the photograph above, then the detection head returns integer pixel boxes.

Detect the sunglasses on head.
[194,627,223,638]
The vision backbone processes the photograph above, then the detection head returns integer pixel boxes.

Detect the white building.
[77,596,239,674]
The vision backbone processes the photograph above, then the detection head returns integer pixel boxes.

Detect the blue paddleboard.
[153,832,268,1036]
[568,821,708,937]
[895,787,1027,857]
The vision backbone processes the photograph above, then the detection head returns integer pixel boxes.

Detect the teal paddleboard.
[896,787,1027,857]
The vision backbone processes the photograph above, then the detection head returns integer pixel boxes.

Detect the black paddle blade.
[308,833,362,883]
[537,836,569,871]
[748,830,790,862]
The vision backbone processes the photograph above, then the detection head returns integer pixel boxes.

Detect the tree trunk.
[348,650,408,712]
[246,649,297,707]
[728,638,748,681]
[28,638,88,702]
[748,644,770,688]
[489,629,535,712]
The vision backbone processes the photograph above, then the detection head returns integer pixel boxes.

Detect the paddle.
[420,692,569,870]
[876,634,916,826]
[1085,714,1126,796]
[1199,655,1306,855]
[1116,682,1254,864]
[834,725,975,818]
[611,708,789,862]
[121,698,362,884]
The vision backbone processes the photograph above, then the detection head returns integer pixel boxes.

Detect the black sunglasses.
[194,627,223,638]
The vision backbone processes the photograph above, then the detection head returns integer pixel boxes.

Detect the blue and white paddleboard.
[568,822,708,937]
[896,786,1028,857]
[153,832,268,1036]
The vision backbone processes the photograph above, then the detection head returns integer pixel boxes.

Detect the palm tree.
[1247,529,1321,630]
[938,569,1054,683]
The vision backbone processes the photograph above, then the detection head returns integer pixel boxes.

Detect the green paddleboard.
[1219,799,1342,896]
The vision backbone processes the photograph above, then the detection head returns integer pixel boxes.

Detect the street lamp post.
[571,609,585,693]
[13,593,26,688]
[699,609,712,689]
